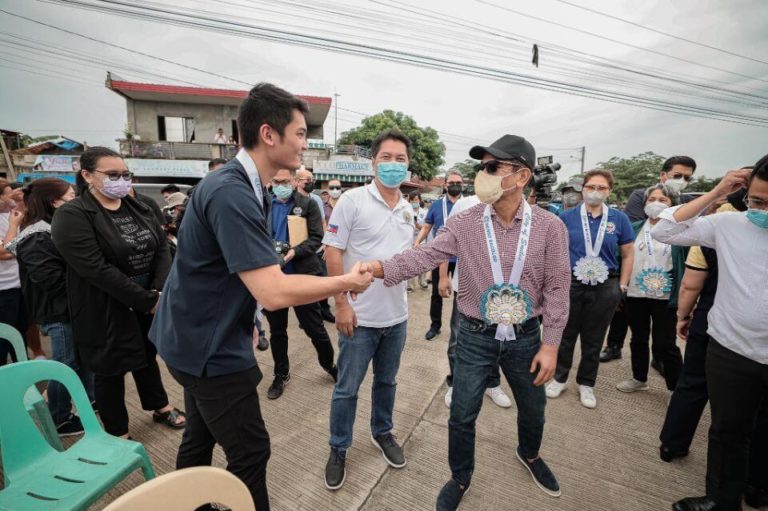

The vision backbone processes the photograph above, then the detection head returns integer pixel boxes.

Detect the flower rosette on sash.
[574,203,610,285]
[480,284,533,339]
[636,267,671,297]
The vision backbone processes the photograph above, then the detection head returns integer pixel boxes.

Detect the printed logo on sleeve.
[606,222,616,234]
[328,224,339,234]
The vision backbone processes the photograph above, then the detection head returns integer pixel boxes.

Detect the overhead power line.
[550,0,768,66]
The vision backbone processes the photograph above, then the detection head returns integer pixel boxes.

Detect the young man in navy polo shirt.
[149,83,373,510]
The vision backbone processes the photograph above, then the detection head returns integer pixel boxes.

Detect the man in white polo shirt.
[323,129,415,491]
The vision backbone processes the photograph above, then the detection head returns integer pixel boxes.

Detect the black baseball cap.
[469,135,536,170]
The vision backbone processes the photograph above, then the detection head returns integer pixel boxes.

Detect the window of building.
[157,116,195,142]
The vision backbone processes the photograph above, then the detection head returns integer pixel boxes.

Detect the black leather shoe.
[267,374,290,400]
[660,445,689,463]
[745,485,768,508]
[326,365,338,383]
[257,334,269,351]
[425,328,440,341]
[599,346,622,362]
[672,496,723,511]
[321,309,336,323]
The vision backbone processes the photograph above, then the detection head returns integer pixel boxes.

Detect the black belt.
[571,274,619,284]
[459,313,539,334]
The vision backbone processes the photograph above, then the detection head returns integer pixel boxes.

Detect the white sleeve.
[322,194,354,250]
[651,205,717,249]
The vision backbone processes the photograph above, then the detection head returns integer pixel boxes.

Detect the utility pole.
[580,145,586,173]
[0,133,16,182]
[333,90,340,151]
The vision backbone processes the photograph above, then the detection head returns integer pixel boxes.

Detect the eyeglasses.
[743,196,768,210]
[583,184,610,193]
[668,173,693,182]
[475,159,527,174]
[328,186,342,190]
[95,170,133,181]
[272,179,292,186]
[297,177,315,183]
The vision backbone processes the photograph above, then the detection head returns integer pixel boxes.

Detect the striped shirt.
[382,201,571,345]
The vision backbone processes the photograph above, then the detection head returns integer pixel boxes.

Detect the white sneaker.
[545,380,566,399]
[578,385,597,409]
[485,386,512,408]
[444,386,453,408]
[616,378,650,393]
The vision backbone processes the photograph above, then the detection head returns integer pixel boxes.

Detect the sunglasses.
[668,173,693,182]
[95,170,133,181]
[328,186,342,190]
[474,159,527,174]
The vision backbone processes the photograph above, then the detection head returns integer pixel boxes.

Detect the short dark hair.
[582,168,615,189]
[750,154,768,184]
[78,146,122,194]
[662,156,697,174]
[21,178,72,229]
[370,129,412,160]
[237,83,309,150]
[161,184,181,195]
[208,158,227,170]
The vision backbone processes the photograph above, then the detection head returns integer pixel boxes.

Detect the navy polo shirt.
[559,206,634,272]
[425,197,458,263]
[149,159,278,378]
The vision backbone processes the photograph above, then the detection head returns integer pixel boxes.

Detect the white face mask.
[665,177,688,194]
[329,189,341,199]
[644,201,668,219]
[583,190,608,206]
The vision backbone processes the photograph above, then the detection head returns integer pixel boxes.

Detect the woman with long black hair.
[52,146,184,438]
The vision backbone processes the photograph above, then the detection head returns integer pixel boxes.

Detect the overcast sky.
[1,0,767,181]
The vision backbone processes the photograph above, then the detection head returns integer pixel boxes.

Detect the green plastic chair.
[0,360,156,511]
[0,322,63,452]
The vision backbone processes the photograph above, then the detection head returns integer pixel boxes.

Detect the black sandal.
[152,408,186,429]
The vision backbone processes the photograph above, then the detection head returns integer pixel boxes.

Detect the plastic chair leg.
[31,398,64,451]
[136,446,156,480]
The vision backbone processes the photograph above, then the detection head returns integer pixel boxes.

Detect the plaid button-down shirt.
[382,201,571,345]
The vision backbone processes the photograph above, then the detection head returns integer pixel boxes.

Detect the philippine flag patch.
[328,224,339,234]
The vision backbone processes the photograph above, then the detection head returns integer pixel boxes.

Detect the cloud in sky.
[1,0,766,180]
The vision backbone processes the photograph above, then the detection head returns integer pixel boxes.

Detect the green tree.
[338,110,446,180]
[450,158,479,179]
[686,175,722,193]
[598,151,666,203]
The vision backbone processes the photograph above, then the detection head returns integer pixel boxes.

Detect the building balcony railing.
[334,144,371,159]
[118,139,238,160]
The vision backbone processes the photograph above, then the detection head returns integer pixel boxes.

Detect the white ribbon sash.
[482,201,533,341]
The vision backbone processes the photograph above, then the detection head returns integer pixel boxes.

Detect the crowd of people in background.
[0,82,765,511]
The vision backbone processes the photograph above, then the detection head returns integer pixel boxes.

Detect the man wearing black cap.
[367,135,572,510]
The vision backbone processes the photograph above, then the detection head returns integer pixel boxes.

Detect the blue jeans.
[40,322,95,424]
[449,315,546,486]
[329,321,408,451]
[447,294,501,389]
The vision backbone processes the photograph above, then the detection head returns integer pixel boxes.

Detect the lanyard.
[580,203,609,259]
[482,201,532,287]
[643,221,670,268]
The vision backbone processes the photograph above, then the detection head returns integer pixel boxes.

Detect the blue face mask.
[746,208,768,229]
[377,162,408,189]
[273,184,293,200]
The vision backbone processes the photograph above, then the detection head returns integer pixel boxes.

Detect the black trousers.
[706,339,768,511]
[624,297,682,390]
[170,366,271,511]
[95,339,169,436]
[0,287,28,365]
[555,279,622,387]
[429,262,455,330]
[659,312,710,452]
[605,306,629,350]
[264,301,335,377]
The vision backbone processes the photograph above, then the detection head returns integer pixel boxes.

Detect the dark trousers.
[0,287,28,365]
[170,366,271,511]
[264,301,335,377]
[449,315,545,485]
[95,340,169,436]
[605,306,629,350]
[706,339,768,511]
[429,262,455,330]
[446,294,500,388]
[624,297,682,390]
[555,279,621,387]
[659,313,710,453]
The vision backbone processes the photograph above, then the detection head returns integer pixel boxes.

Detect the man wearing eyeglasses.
[366,135,572,510]
[327,179,343,209]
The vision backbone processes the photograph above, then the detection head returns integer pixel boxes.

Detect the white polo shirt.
[447,195,482,292]
[323,183,414,328]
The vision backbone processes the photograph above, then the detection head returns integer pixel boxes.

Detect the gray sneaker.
[616,378,650,393]
[324,448,346,491]
[371,433,406,468]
